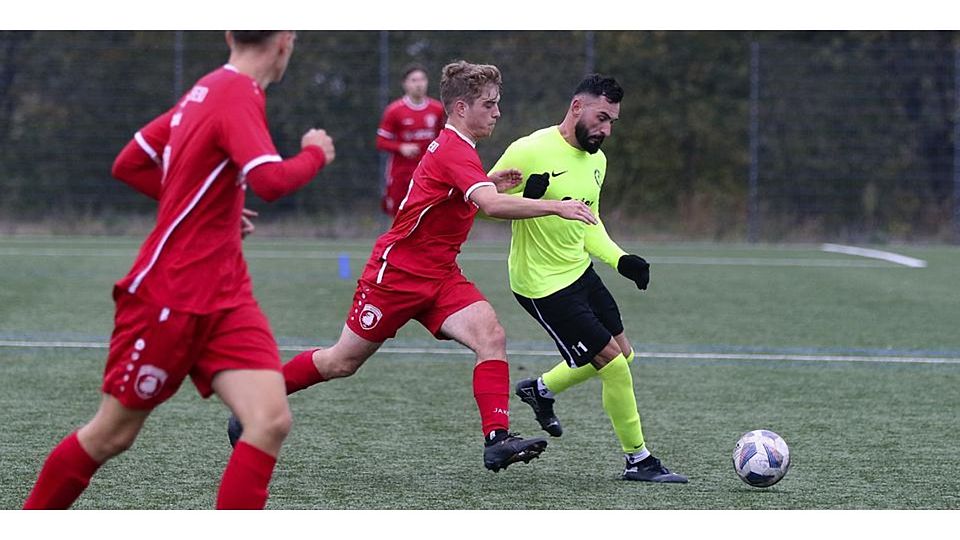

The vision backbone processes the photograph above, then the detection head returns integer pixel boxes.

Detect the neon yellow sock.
[598,354,645,453]
[540,348,635,394]
[541,361,597,394]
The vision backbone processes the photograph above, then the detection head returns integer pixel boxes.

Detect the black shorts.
[514,265,624,368]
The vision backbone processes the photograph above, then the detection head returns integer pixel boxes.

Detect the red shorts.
[345,258,486,342]
[102,291,281,409]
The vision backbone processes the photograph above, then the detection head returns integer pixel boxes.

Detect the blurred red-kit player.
[23,30,335,510]
[376,64,445,215]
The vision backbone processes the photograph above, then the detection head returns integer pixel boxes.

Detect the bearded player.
[490,74,687,483]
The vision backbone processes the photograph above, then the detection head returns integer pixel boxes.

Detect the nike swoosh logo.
[551,170,567,177]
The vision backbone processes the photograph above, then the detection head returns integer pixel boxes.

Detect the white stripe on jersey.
[240,154,282,182]
[463,181,495,202]
[379,188,454,275]
[377,128,396,139]
[134,131,160,165]
[128,159,230,294]
[376,260,388,284]
[396,177,415,210]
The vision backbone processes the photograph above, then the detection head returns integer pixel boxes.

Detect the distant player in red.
[23,31,335,510]
[228,61,598,472]
[376,64,445,215]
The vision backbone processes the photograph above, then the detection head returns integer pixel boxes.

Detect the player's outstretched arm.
[246,129,335,202]
[469,185,597,224]
[584,216,627,267]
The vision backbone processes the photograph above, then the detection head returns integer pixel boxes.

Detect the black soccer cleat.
[227,414,244,448]
[515,378,563,437]
[483,431,548,472]
[621,455,688,483]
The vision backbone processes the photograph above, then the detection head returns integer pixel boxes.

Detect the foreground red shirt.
[368,125,494,280]
[115,65,284,313]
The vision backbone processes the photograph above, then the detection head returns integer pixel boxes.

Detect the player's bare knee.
[476,322,507,359]
[268,407,293,442]
[246,405,292,443]
[87,427,138,459]
[592,340,623,368]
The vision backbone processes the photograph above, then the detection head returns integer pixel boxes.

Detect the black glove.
[522,172,550,199]
[617,254,650,290]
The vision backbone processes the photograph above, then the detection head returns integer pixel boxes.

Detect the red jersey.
[376,96,445,184]
[368,125,494,280]
[115,65,290,313]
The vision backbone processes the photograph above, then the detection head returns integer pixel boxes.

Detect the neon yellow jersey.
[490,126,626,298]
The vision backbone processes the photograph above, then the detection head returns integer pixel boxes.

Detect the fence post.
[173,30,184,100]
[584,30,595,74]
[377,31,390,227]
[747,41,760,243]
[954,47,960,244]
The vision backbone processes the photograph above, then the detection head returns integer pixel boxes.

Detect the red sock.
[283,349,326,395]
[23,432,101,509]
[216,441,277,510]
[473,359,510,437]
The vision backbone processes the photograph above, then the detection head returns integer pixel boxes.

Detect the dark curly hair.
[230,31,282,45]
[573,74,623,103]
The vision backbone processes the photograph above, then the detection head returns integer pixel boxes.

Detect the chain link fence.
[1,31,958,242]
[750,41,959,242]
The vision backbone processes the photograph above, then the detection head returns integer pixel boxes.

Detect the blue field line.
[3,331,960,363]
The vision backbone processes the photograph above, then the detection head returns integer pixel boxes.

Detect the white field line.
[0,247,896,268]
[821,243,927,268]
[3,339,958,365]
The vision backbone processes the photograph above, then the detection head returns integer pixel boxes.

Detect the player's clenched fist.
[556,200,598,225]
[302,128,336,164]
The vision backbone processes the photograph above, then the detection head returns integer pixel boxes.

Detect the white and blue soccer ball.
[732,429,790,488]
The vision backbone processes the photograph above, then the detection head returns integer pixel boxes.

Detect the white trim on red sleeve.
[240,154,283,182]
[134,131,160,165]
[464,181,495,202]
[377,128,396,139]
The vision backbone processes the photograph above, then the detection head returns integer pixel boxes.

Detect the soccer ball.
[732,429,790,488]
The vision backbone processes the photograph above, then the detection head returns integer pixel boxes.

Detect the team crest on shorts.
[359,304,383,330]
[134,365,168,400]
